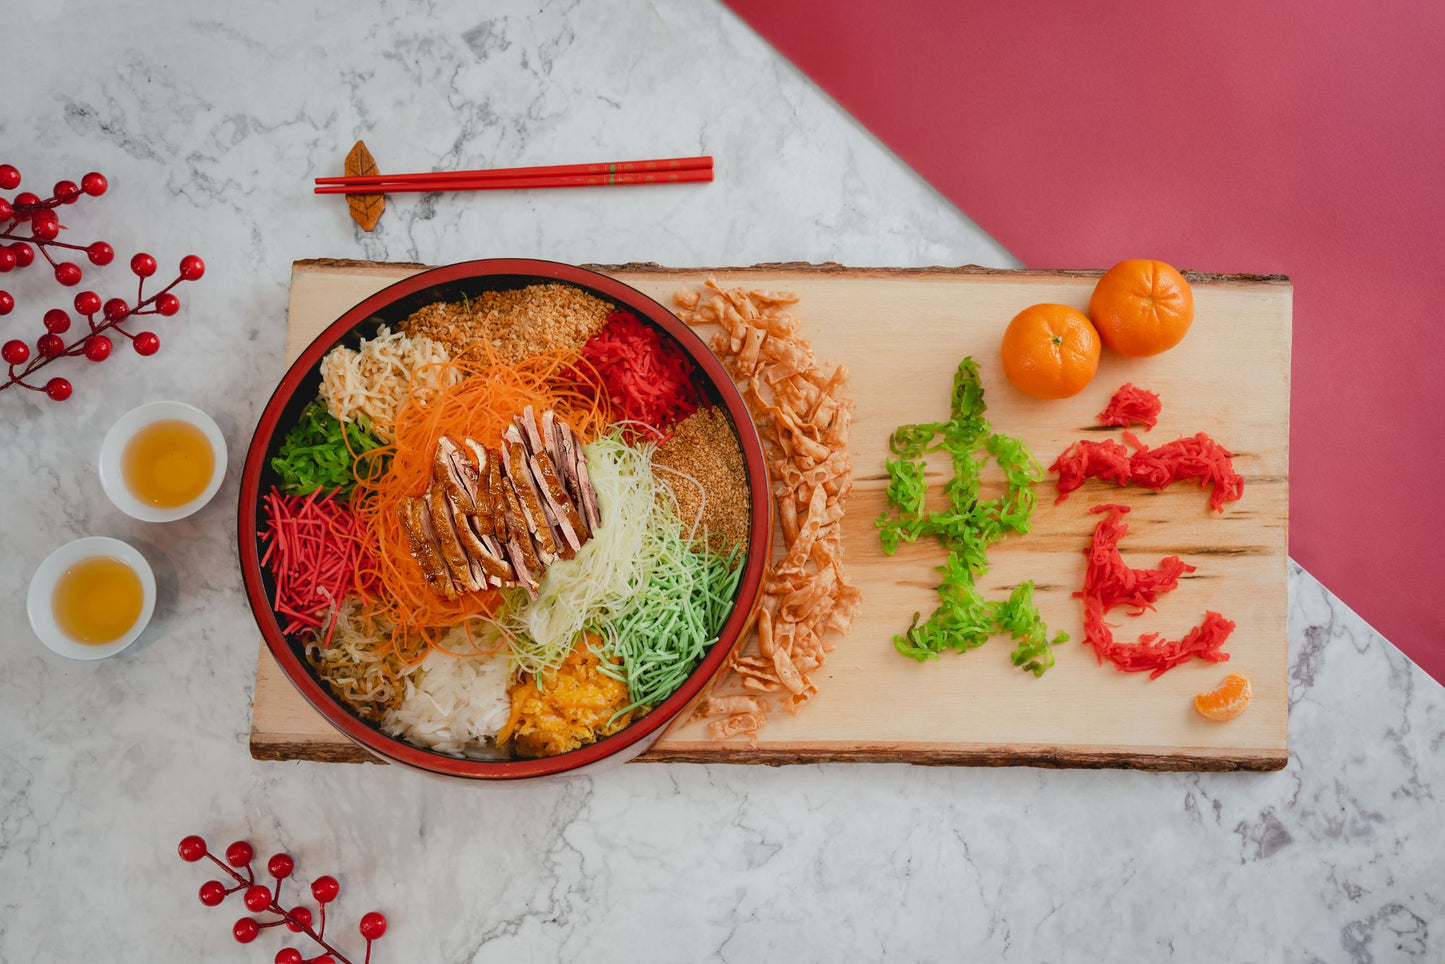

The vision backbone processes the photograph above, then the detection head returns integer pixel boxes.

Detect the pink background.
[724,0,1445,683]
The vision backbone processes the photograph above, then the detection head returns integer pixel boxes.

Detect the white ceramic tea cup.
[98,400,226,522]
[27,536,157,660]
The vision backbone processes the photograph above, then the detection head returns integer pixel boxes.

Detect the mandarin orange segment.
[1194,672,1252,721]
[999,303,1101,399]
[1088,259,1194,357]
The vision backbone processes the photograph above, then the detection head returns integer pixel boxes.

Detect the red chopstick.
[314,166,713,195]
[315,154,712,189]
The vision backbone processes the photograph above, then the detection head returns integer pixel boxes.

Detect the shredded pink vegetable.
[259,488,377,639]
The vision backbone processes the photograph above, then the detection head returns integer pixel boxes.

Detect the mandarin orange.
[1000,303,1101,399]
[1194,672,1253,721]
[1088,259,1194,357]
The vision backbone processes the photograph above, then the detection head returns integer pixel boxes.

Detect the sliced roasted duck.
[554,415,600,532]
[496,464,542,596]
[434,436,481,513]
[517,408,584,553]
[449,501,515,587]
[401,414,599,602]
[478,440,508,540]
[397,496,457,601]
[501,426,561,566]
[427,481,481,593]
[429,436,514,588]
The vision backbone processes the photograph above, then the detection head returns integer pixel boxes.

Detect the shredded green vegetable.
[598,519,742,718]
[270,399,388,497]
[995,581,1060,677]
[877,357,1067,674]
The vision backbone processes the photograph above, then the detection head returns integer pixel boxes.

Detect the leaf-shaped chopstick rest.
[343,140,385,232]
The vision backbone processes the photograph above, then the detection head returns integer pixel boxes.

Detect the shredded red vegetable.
[1051,430,1244,511]
[1097,383,1161,430]
[1052,438,1132,495]
[1080,503,1194,612]
[580,311,702,437]
[258,488,378,638]
[1074,504,1234,678]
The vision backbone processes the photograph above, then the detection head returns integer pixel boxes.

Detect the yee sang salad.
[258,283,752,760]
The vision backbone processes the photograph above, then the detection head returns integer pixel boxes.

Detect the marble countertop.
[2,1,1441,961]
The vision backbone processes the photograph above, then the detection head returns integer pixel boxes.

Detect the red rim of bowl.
[238,259,771,779]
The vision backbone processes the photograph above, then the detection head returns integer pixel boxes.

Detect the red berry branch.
[178,835,387,964]
[0,162,203,402]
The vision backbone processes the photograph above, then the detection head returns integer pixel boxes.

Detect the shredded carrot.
[1123,431,1245,511]
[1050,430,1244,512]
[349,344,614,657]
[1074,504,1234,678]
[1097,383,1162,430]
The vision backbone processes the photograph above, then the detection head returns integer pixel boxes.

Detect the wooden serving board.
[250,260,1290,770]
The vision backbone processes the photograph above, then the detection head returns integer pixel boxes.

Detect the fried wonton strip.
[783,682,817,715]
[777,492,800,545]
[702,695,766,716]
[708,713,767,741]
[673,280,859,740]
[756,607,777,660]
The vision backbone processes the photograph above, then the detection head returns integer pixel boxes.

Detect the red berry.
[310,875,339,904]
[130,252,157,277]
[179,254,205,281]
[102,298,129,320]
[87,241,114,266]
[314,957,336,964]
[243,884,272,912]
[225,841,254,867]
[359,911,388,940]
[155,292,181,316]
[54,262,82,286]
[12,242,33,267]
[284,906,312,933]
[0,291,12,314]
[267,853,295,879]
[31,217,59,242]
[2,339,28,365]
[179,835,209,861]
[0,248,13,272]
[0,199,11,221]
[45,377,72,401]
[232,918,260,944]
[198,881,227,907]
[134,331,160,355]
[44,309,71,333]
[74,291,102,315]
[14,191,40,210]
[54,180,81,203]
[38,334,64,358]
[81,172,108,196]
[0,164,19,190]
[84,335,111,361]
[274,950,304,964]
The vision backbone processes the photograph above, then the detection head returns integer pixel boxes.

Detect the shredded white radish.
[379,646,513,759]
